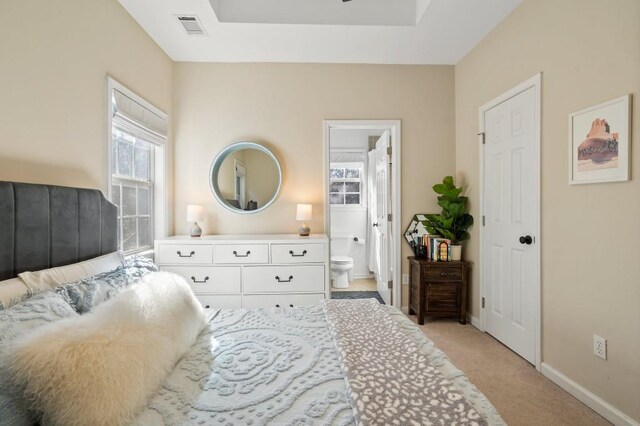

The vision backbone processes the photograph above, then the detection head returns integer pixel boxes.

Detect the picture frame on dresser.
[154,234,329,309]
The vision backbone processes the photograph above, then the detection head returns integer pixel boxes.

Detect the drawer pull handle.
[191,276,210,284]
[177,250,195,258]
[275,304,280,307]
[204,304,210,309]
[289,250,307,257]
[233,250,251,257]
[289,304,294,308]
[440,272,448,276]
[275,275,294,283]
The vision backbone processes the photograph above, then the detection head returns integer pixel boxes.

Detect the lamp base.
[190,222,202,238]
[298,223,310,237]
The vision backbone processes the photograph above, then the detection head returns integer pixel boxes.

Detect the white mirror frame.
[209,141,283,215]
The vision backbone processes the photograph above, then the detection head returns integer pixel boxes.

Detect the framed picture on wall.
[569,94,631,184]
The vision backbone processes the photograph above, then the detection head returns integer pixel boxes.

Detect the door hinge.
[387,213,392,222]
[478,132,485,145]
[388,280,393,289]
[482,215,486,226]
[482,297,485,308]
[386,146,392,156]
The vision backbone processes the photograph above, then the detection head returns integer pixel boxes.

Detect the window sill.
[122,248,154,260]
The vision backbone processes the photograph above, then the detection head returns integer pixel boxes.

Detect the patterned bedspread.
[323,299,489,425]
[134,302,504,426]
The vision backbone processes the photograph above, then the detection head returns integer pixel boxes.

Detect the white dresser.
[154,234,329,309]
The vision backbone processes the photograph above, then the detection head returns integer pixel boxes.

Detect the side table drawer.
[161,266,241,294]
[426,282,461,313]
[157,244,213,265]
[425,266,462,282]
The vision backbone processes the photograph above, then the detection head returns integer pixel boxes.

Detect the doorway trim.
[323,120,402,310]
[478,73,542,371]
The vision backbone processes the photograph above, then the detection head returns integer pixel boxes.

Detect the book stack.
[413,235,451,261]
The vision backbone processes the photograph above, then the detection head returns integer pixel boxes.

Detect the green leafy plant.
[424,176,474,244]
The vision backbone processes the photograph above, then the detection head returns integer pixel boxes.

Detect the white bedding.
[135,303,504,425]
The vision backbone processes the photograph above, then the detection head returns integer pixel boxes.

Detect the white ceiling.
[118,0,522,64]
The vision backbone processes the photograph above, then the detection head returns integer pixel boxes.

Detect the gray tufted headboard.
[0,181,118,281]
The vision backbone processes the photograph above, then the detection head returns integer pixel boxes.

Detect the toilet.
[330,234,355,289]
[331,256,354,289]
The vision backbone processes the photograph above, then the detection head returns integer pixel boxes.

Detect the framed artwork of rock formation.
[569,94,631,184]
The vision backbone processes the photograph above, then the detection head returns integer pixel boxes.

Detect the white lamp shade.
[186,204,204,222]
[296,204,312,221]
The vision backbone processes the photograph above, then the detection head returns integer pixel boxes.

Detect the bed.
[0,181,504,425]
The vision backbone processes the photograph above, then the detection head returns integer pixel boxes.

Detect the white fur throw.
[9,272,206,426]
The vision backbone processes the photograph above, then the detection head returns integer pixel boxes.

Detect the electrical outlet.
[402,274,409,285]
[593,335,607,360]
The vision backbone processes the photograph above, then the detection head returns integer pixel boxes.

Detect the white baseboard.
[353,274,374,280]
[541,363,639,426]
[467,314,482,331]
[401,305,409,315]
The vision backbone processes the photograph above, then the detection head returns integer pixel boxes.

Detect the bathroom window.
[330,163,363,205]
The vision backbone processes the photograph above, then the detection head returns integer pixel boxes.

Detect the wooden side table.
[408,257,469,325]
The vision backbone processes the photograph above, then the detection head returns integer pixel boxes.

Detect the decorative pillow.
[9,272,206,426]
[18,252,123,294]
[0,277,31,311]
[0,291,78,426]
[54,255,159,313]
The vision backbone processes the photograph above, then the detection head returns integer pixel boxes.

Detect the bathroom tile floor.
[331,278,377,292]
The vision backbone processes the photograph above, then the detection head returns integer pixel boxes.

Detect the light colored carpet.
[411,317,611,426]
[331,278,376,292]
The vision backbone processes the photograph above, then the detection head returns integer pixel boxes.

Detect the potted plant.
[424,176,474,261]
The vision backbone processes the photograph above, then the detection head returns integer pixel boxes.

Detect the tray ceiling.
[118,0,522,64]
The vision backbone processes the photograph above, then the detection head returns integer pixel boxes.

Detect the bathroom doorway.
[323,120,401,308]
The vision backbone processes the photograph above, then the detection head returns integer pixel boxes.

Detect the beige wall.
[172,63,456,305]
[455,0,640,420]
[0,0,173,231]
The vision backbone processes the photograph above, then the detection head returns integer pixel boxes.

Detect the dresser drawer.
[157,244,213,265]
[271,243,325,264]
[214,244,269,264]
[161,266,241,294]
[243,265,325,293]
[242,293,324,309]
[425,266,463,282]
[196,294,242,310]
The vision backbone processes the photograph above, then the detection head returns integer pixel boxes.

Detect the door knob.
[519,235,533,245]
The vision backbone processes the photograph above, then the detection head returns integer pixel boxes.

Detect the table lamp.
[187,204,204,237]
[296,204,312,237]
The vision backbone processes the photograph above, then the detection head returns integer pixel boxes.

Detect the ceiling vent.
[176,15,206,36]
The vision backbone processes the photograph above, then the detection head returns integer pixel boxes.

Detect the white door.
[234,160,246,209]
[374,131,391,305]
[483,86,538,364]
[367,149,379,276]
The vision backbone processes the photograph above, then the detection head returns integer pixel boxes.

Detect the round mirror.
[209,142,282,214]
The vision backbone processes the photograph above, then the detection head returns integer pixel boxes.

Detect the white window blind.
[112,89,167,145]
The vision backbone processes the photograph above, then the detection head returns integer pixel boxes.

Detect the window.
[330,163,363,205]
[107,78,167,254]
[111,128,154,252]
